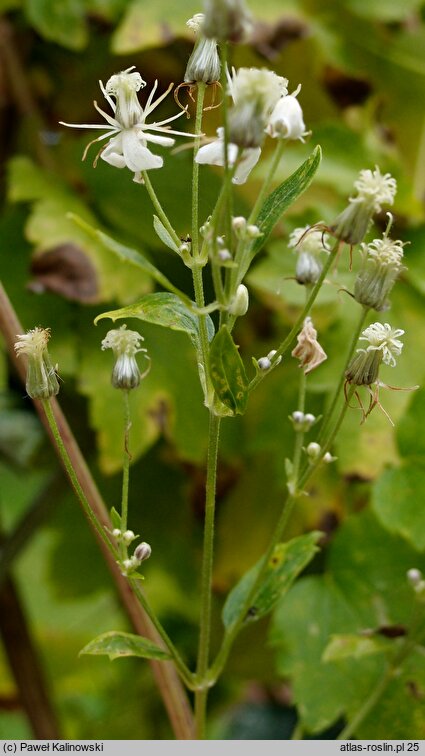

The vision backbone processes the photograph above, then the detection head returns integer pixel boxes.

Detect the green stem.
[195,412,221,738]
[298,384,356,491]
[249,241,340,393]
[42,398,195,690]
[41,399,116,559]
[142,171,181,248]
[192,82,206,262]
[231,140,285,295]
[337,667,393,740]
[318,307,369,444]
[121,389,131,535]
[219,43,233,247]
[210,379,354,682]
[129,579,195,690]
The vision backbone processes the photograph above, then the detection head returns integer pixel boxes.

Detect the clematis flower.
[60,67,192,183]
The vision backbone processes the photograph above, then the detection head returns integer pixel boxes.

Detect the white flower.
[351,166,397,213]
[267,85,308,141]
[101,324,150,389]
[14,327,60,399]
[228,67,288,115]
[60,66,192,183]
[195,127,261,184]
[195,66,284,181]
[359,322,404,367]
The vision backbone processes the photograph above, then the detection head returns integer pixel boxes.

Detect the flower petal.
[122,129,163,171]
[101,134,126,168]
[232,147,261,184]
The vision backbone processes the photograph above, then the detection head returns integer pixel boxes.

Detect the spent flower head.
[101,324,150,390]
[185,13,221,84]
[60,66,193,183]
[227,66,287,148]
[202,0,253,42]
[14,327,59,400]
[354,220,406,311]
[330,166,397,245]
[345,322,404,387]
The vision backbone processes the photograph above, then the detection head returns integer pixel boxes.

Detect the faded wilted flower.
[14,327,59,400]
[291,317,327,374]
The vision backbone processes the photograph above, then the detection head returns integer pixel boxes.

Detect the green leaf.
[24,0,88,50]
[271,511,425,736]
[109,507,121,530]
[372,462,425,551]
[79,631,171,661]
[397,387,425,462]
[7,157,150,304]
[251,146,322,260]
[322,633,392,662]
[70,214,189,304]
[223,532,321,631]
[209,326,249,416]
[153,215,180,254]
[94,292,214,351]
[111,0,199,52]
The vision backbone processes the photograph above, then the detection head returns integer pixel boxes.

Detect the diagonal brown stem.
[0,281,195,740]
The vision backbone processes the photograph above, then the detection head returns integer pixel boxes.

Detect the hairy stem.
[195,412,221,737]
[121,389,131,536]
[318,306,369,443]
[249,241,340,392]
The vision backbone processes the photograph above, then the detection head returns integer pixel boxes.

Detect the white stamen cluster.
[229,67,288,115]
[187,13,205,32]
[359,323,404,367]
[361,236,404,268]
[351,166,397,213]
[15,327,51,358]
[288,225,329,256]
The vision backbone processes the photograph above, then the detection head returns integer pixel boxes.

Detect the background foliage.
[1,0,425,739]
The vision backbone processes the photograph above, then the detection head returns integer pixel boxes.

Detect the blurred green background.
[1,0,425,740]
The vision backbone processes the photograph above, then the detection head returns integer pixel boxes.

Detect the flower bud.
[134,542,152,562]
[185,14,221,84]
[123,530,136,545]
[296,252,322,285]
[288,225,329,286]
[246,224,262,238]
[218,249,232,262]
[257,349,281,371]
[202,0,253,43]
[306,442,321,460]
[232,216,247,234]
[266,87,307,142]
[101,324,150,390]
[14,327,60,400]
[407,568,422,587]
[323,452,336,463]
[228,284,249,316]
[112,528,122,539]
